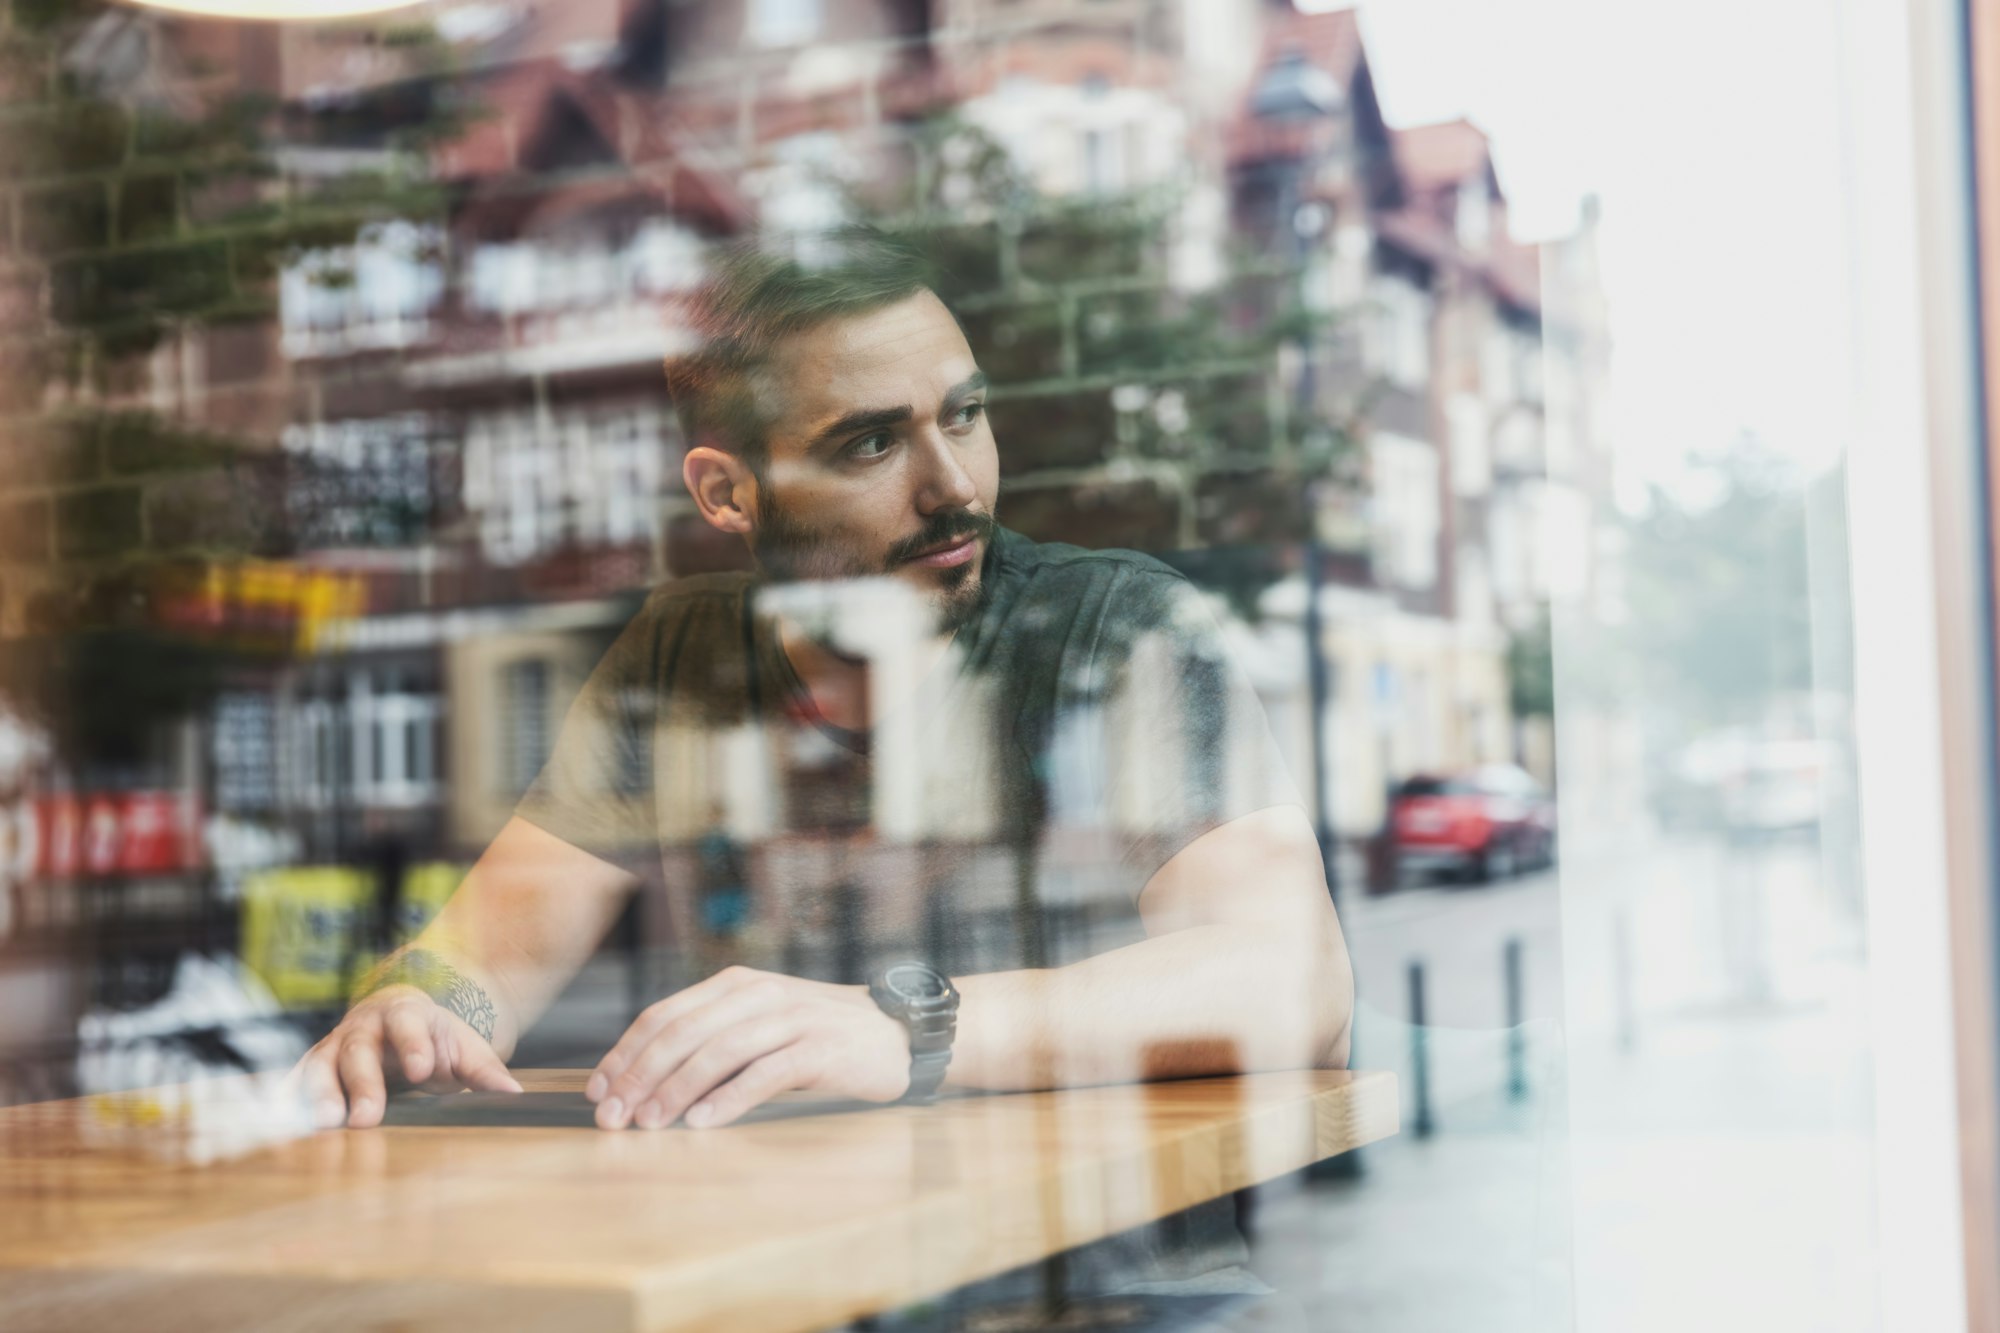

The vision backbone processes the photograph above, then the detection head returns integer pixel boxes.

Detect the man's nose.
[911,426,979,514]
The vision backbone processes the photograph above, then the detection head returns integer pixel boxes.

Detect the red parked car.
[1389,764,1557,885]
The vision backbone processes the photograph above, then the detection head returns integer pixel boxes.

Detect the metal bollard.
[1408,960,1434,1139]
[1505,937,1527,1102]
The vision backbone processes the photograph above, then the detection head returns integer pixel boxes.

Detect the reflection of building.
[0,0,1615,1062]
[1217,10,1611,829]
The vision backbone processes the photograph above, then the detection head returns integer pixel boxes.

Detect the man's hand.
[291,984,523,1130]
[586,966,911,1130]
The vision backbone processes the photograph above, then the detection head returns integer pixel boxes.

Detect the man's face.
[747,290,1001,634]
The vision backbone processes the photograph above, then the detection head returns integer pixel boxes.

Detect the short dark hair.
[664,228,943,475]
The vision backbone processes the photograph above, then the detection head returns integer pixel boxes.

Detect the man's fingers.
[448,1020,524,1093]
[589,966,758,1102]
[292,1046,348,1129]
[381,1002,437,1087]
[631,1016,798,1131]
[599,984,787,1127]
[336,1033,390,1129]
[683,1043,813,1129]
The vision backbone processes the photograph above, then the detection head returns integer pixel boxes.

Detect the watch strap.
[868,961,957,1105]
[897,995,955,1103]
[903,1045,953,1103]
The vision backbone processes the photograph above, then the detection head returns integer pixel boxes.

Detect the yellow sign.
[154,561,366,655]
[240,863,467,1010]
[240,867,373,1010]
[397,862,466,943]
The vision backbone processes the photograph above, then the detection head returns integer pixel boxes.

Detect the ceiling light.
[119,1,427,19]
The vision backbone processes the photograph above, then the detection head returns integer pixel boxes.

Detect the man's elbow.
[1311,918,1355,1069]
[1229,915,1351,1073]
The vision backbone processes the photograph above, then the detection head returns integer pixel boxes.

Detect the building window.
[749,136,851,258]
[468,220,706,318]
[1082,129,1109,194]
[1448,394,1492,497]
[502,659,552,797]
[1079,122,1132,196]
[461,403,667,567]
[213,693,278,814]
[1457,178,1492,250]
[282,414,435,550]
[435,3,522,45]
[614,687,654,798]
[1484,320,1544,406]
[747,0,822,47]
[280,221,444,359]
[350,670,443,809]
[1371,433,1442,590]
[285,694,345,811]
[1047,704,1109,828]
[1514,326,1545,404]
[1365,272,1432,388]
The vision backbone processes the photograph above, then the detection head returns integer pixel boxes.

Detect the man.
[295,231,1352,1141]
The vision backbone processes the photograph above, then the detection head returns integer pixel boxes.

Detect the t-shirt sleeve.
[512,601,660,865]
[1091,570,1306,885]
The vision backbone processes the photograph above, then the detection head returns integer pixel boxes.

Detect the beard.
[752,493,997,636]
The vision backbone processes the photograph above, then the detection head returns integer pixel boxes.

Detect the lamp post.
[1252,46,1346,907]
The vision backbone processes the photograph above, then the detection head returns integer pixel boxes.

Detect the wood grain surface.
[0,1068,1397,1333]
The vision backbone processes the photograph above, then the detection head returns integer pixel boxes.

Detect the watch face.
[886,963,948,1001]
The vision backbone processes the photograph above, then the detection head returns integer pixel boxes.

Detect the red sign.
[119,792,195,875]
[33,791,204,880]
[36,796,81,881]
[82,796,120,877]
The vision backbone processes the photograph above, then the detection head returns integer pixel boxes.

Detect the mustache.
[883,510,996,567]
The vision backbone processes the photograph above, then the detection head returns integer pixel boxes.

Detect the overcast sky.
[1306,0,1863,488]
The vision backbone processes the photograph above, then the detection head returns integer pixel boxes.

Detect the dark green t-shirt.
[515,527,1303,1300]
[517,526,1300,981]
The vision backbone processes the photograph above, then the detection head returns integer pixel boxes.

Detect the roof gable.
[1391,118,1501,201]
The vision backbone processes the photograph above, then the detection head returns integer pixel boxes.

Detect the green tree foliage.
[1617,440,1816,727]
[1507,612,1555,719]
[0,1,469,753]
[5,1,457,374]
[850,114,1362,616]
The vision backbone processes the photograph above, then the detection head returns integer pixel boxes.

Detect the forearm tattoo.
[355,949,499,1042]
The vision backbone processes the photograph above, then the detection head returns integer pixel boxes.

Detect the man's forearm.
[351,943,524,1057]
[946,921,1352,1091]
[346,818,642,1061]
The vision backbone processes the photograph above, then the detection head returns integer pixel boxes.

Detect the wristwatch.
[866,961,959,1104]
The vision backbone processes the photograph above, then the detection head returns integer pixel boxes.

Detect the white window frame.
[747,0,822,48]
[1366,272,1432,389]
[1370,432,1442,591]
[280,221,444,359]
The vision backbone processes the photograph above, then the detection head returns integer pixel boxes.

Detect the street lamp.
[118,1,425,18]
[1249,45,1344,121]
[1251,43,1345,904]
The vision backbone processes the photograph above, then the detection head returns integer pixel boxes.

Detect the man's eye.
[846,433,892,460]
[951,403,986,429]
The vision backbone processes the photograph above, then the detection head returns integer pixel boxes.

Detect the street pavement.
[1243,828,1878,1332]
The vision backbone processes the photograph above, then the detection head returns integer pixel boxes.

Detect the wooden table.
[0,1068,1397,1333]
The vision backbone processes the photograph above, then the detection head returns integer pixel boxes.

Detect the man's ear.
[683,445,758,536]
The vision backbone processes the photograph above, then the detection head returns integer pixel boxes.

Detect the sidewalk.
[1242,831,1878,1332]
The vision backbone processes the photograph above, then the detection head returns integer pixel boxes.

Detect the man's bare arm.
[351,817,639,1058]
[353,949,502,1042]
[579,804,1348,1129]
[948,803,1353,1090]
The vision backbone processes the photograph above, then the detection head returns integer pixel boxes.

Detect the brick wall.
[0,6,437,639]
